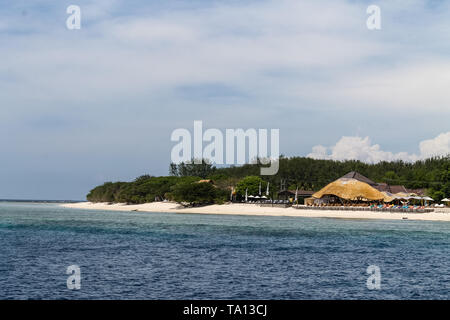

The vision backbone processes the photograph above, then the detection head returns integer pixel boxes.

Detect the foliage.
[87,155,450,204]
[171,181,218,206]
[87,176,200,204]
[235,176,266,197]
[169,158,216,178]
[215,155,450,198]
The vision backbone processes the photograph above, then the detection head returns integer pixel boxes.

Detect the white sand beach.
[61,202,450,222]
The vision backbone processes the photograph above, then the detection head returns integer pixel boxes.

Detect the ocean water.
[0,202,449,300]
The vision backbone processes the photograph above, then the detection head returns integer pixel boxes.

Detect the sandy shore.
[61,202,450,222]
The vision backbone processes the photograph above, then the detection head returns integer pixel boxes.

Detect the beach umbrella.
[261,195,267,199]
[412,196,422,204]
[420,196,433,206]
[441,198,450,202]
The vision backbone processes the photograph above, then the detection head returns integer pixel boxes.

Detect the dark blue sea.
[0,202,449,299]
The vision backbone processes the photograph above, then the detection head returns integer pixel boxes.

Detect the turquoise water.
[0,202,449,299]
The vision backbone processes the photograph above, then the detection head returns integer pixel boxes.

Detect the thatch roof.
[340,171,377,186]
[381,191,396,203]
[374,183,426,196]
[389,185,409,194]
[312,178,385,201]
[407,188,426,196]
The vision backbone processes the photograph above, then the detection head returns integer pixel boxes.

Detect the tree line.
[87,155,450,205]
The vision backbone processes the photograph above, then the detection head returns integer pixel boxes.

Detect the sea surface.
[0,202,449,299]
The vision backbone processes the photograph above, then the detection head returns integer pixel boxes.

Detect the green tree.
[383,171,399,182]
[171,181,217,206]
[235,176,265,197]
[88,155,450,204]
[169,159,216,178]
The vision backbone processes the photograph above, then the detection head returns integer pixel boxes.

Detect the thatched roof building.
[374,182,425,196]
[310,171,428,204]
[340,171,377,186]
[312,173,385,201]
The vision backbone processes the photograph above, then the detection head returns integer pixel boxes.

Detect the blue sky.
[1,0,449,199]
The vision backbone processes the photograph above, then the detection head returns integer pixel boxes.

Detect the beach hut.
[312,178,385,203]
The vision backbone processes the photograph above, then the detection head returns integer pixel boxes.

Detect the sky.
[1,0,449,200]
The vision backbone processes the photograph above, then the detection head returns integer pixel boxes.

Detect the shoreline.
[61,202,450,222]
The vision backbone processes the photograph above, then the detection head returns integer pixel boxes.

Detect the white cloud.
[307,132,450,163]
[419,132,450,159]
[3,0,450,114]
